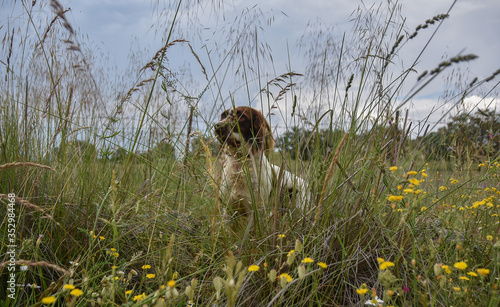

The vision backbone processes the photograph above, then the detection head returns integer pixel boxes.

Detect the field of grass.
[1,0,500,306]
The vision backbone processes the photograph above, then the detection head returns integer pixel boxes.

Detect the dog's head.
[214,106,274,154]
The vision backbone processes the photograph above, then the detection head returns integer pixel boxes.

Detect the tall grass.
[1,0,499,306]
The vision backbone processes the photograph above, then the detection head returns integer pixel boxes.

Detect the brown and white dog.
[214,106,308,226]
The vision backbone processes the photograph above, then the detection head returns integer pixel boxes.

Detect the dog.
[213,106,308,227]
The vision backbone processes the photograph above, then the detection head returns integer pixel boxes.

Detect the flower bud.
[433,263,442,276]
[280,276,288,288]
[298,266,306,280]
[287,250,296,266]
[269,269,277,282]
[295,239,303,253]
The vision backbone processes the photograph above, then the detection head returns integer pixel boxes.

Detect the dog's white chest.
[219,152,273,213]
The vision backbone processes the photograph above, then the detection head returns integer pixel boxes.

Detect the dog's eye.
[236,110,245,120]
[221,111,228,120]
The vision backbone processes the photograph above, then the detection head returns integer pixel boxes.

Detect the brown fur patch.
[214,106,274,154]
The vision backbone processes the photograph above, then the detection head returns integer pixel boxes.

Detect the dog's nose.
[214,122,227,137]
[214,122,223,131]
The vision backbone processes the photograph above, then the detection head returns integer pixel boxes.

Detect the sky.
[1,0,500,138]
[62,0,499,76]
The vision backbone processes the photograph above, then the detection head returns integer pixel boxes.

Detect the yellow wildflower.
[133,293,146,301]
[421,206,427,212]
[408,178,420,186]
[389,166,398,171]
[407,171,418,175]
[301,257,314,264]
[41,297,57,304]
[442,265,451,274]
[453,287,461,292]
[317,262,328,269]
[167,280,176,288]
[70,289,83,297]
[477,268,490,276]
[454,261,468,270]
[467,272,478,277]
[459,276,469,281]
[125,290,133,295]
[146,274,156,279]
[278,234,286,238]
[487,235,493,241]
[248,265,260,272]
[356,283,368,295]
[387,195,404,202]
[142,264,151,269]
[356,288,369,295]
[63,284,75,290]
[380,261,395,270]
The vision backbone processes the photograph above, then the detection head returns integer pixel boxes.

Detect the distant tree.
[111,147,128,161]
[190,134,218,157]
[419,109,500,162]
[52,140,97,161]
[276,126,313,160]
[276,126,346,160]
[446,109,499,157]
[151,141,176,160]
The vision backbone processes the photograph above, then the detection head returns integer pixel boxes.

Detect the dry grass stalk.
[152,39,188,61]
[6,28,14,76]
[50,0,74,35]
[0,162,56,172]
[36,8,69,50]
[0,259,69,275]
[313,132,349,224]
[189,43,208,80]
[0,194,58,225]
[47,87,73,149]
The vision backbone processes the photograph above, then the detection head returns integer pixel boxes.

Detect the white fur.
[217,146,309,220]
[218,148,274,217]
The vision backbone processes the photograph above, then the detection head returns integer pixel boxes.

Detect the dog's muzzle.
[214,122,226,139]
[214,121,241,147]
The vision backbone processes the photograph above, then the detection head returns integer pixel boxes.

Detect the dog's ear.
[250,109,274,153]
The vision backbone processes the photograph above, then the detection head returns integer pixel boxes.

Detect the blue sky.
[1,0,499,137]
[62,0,500,77]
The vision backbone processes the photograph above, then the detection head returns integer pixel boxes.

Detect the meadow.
[1,0,499,306]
